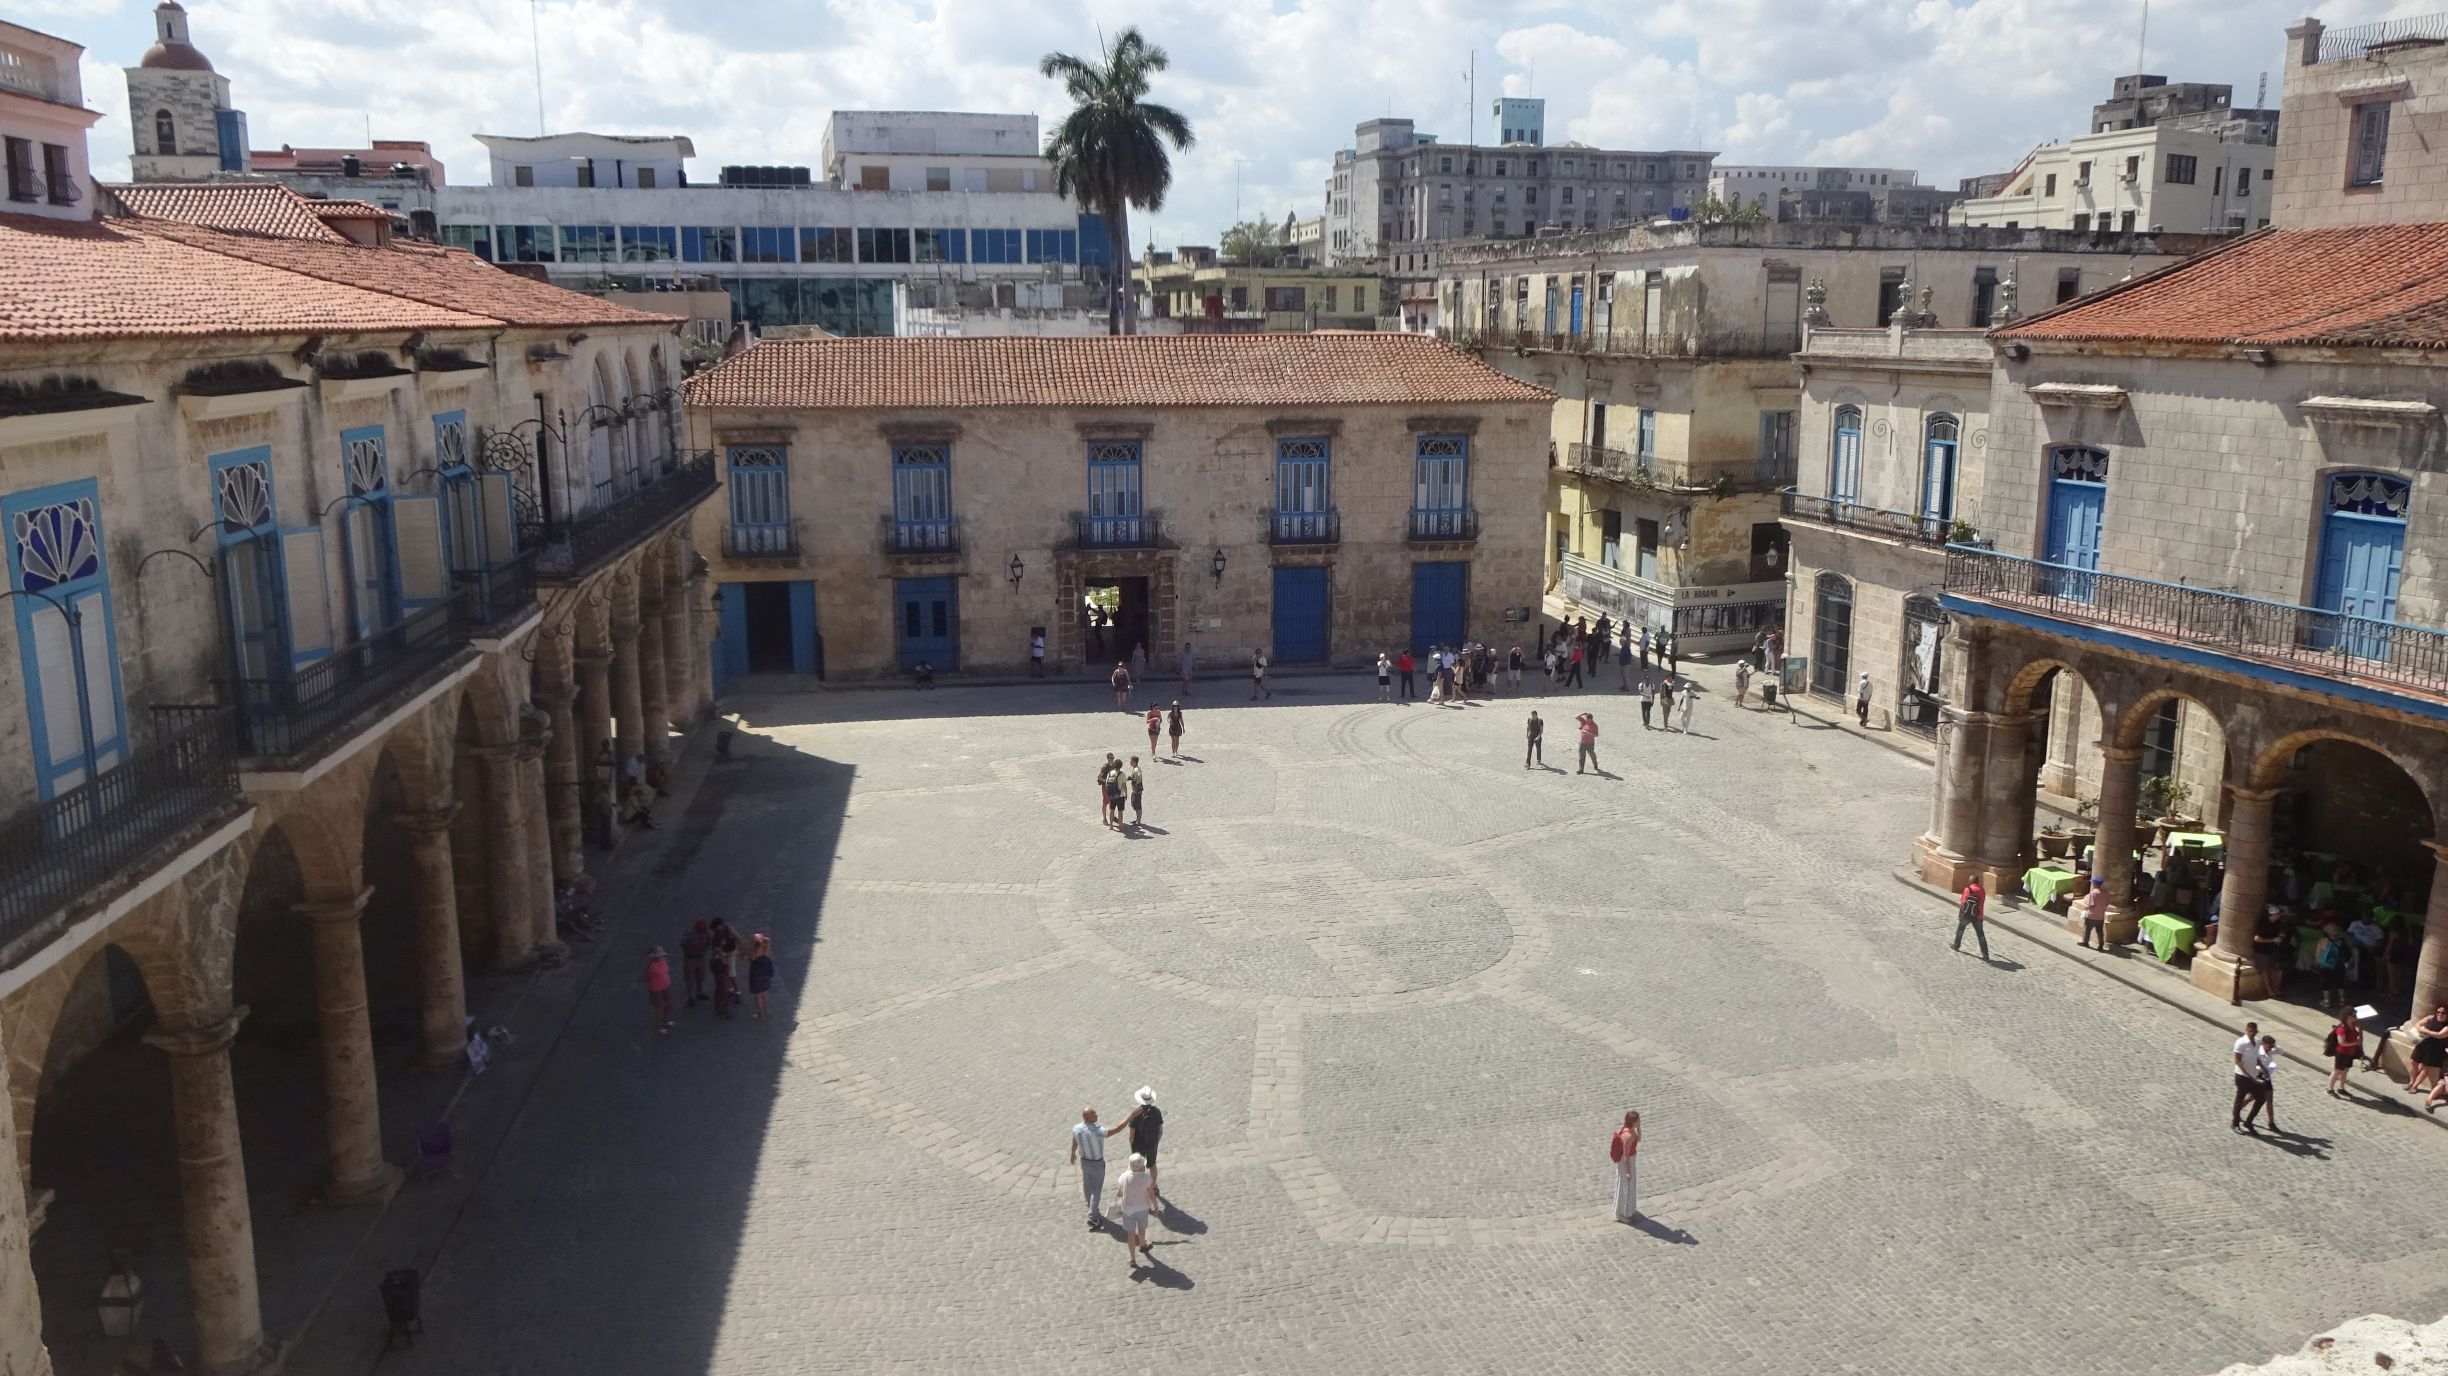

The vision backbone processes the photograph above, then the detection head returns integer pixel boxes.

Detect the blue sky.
[24,0,2415,246]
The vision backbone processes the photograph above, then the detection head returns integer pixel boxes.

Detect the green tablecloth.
[2294,926,2325,970]
[2376,905,2409,929]
[2025,866,2084,909]
[2167,830,2225,857]
[2139,913,2201,964]
[2309,882,2365,911]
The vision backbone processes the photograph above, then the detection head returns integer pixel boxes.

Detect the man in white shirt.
[1855,671,1874,726]
[2242,1034,2282,1133]
[2230,1021,2262,1132]
[1069,1107,1115,1228]
[1029,632,1046,678]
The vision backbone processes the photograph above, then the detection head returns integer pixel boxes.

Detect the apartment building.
[683,335,1553,679]
[1954,117,2277,234]
[1431,222,2203,652]
[2274,15,2448,228]
[1132,252,1382,331]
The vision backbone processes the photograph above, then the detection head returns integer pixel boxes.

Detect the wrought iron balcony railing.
[727,521,798,559]
[1780,489,1955,547]
[1408,506,1480,542]
[232,586,475,761]
[1267,508,1341,545]
[1074,511,1164,550]
[522,450,719,580]
[884,516,960,556]
[457,548,539,635]
[0,706,240,950]
[1945,546,2448,699]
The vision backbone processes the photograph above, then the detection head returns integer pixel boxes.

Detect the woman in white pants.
[1611,1110,1642,1222]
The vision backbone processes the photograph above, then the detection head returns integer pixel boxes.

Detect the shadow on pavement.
[1628,1215,1699,1245]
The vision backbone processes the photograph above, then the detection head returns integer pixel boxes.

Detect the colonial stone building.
[1916,223,2448,1013]
[683,334,1552,679]
[0,148,714,1369]
[1430,222,2212,653]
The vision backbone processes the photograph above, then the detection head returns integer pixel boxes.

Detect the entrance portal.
[743,582,796,674]
[1083,577,1150,668]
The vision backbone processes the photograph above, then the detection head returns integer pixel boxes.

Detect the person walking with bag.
[1951,877,1990,961]
[1250,647,1271,700]
[1575,712,1601,775]
[1611,1110,1642,1222]
[2326,1012,2364,1097]
[1638,675,1656,729]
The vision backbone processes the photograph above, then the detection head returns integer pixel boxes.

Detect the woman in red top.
[1611,1110,1642,1222]
[2326,1014,2365,1096]
[1145,704,1163,760]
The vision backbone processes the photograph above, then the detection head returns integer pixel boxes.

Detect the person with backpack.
[2315,925,2355,1010]
[1610,1110,1642,1223]
[2325,1012,2365,1097]
[1951,877,1990,961]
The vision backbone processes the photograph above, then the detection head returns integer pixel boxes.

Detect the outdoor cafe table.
[2139,913,2202,964]
[2025,866,2084,910]
[2167,830,2225,858]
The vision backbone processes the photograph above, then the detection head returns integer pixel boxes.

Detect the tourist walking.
[1617,630,1633,690]
[1144,704,1162,761]
[1096,753,1120,824]
[1565,640,1584,690]
[1734,659,1752,708]
[709,935,738,1020]
[1611,1110,1641,1223]
[1398,649,1417,700]
[1103,760,1127,831]
[1663,629,1678,675]
[2326,1012,2364,1097]
[1508,645,1525,691]
[1951,877,1990,960]
[1116,1087,1164,1206]
[1638,625,1652,671]
[1166,702,1185,758]
[1575,712,1601,775]
[2243,1034,2281,1132]
[1177,642,1195,696]
[1638,676,1656,729]
[1377,652,1392,700]
[1070,1108,1112,1228]
[1029,631,1045,677]
[1129,641,1148,690]
[1250,647,1271,699]
[2079,876,2111,950]
[1525,710,1544,768]
[1112,662,1132,709]
[1678,677,1697,732]
[2230,1020,2264,1131]
[747,934,776,1020]
[2407,1005,2448,1096]
[680,919,711,1007]
[1127,756,1145,827]
[644,947,673,1035]
[1114,1153,1157,1271]
[1855,671,1873,726]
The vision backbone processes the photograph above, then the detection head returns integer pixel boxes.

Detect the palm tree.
[1041,27,1195,335]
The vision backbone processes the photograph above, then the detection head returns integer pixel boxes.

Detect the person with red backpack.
[1951,877,1990,961]
[1610,1110,1642,1223]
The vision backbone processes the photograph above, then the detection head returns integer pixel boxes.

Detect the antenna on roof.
[529,0,547,136]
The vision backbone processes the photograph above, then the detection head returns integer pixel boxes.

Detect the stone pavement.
[282,663,2448,1375]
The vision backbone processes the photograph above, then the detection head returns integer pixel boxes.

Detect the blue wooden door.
[1272,565,1330,664]
[2313,474,2408,661]
[1409,561,1467,655]
[1568,283,1585,336]
[714,583,748,694]
[895,576,957,672]
[2043,446,2108,601]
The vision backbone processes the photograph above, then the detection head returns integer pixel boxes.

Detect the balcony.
[522,450,719,581]
[1780,489,1957,548]
[457,548,539,637]
[1073,511,1165,550]
[882,516,960,559]
[229,586,476,762]
[0,706,241,952]
[1266,508,1341,545]
[1944,546,2448,701]
[727,521,799,560]
[1408,506,1479,542]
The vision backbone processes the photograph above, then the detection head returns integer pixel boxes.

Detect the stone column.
[2194,785,2282,1003]
[478,744,538,970]
[662,543,699,727]
[393,806,468,1071]
[145,1011,271,1376]
[295,889,397,1206]
[611,602,645,774]
[638,584,670,769]
[518,739,563,959]
[536,636,584,883]
[697,584,720,711]
[2407,840,2448,1017]
[1976,712,2039,891]
[0,1019,50,1376]
[2094,743,2145,944]
[575,650,615,852]
[1914,706,1988,890]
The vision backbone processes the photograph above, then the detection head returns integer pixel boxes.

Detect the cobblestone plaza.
[334,668,2448,1374]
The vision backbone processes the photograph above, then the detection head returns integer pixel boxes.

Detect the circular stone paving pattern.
[1057,820,1515,998]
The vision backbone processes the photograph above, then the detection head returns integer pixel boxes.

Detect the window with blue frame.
[727,446,792,555]
[740,227,797,263]
[1831,405,1863,503]
[432,411,486,588]
[559,224,618,263]
[972,228,1023,264]
[682,226,737,262]
[210,448,289,683]
[619,225,677,262]
[1274,437,1333,541]
[1413,434,1470,537]
[337,426,403,635]
[1921,414,1960,526]
[914,228,967,263]
[1025,228,1080,263]
[857,227,913,263]
[499,224,556,262]
[891,444,953,550]
[1635,408,1657,459]
[4,479,127,796]
[1085,440,1144,545]
[802,227,853,262]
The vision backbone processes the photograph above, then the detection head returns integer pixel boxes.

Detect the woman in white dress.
[1114,1152,1156,1271]
[1611,1110,1642,1223]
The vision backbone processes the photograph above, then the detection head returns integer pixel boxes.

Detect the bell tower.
[125,1,248,181]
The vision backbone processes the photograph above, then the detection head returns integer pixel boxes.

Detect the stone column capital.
[573,650,611,671]
[2224,785,2286,806]
[2097,743,2144,764]
[294,887,375,925]
[394,804,459,835]
[145,1006,249,1057]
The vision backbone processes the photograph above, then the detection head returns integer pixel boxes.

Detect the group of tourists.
[642,918,776,1034]
[1067,1088,1169,1271]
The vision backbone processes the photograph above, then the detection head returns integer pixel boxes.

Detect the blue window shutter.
[716,584,749,688]
[787,581,819,675]
[392,494,448,611]
[280,525,334,665]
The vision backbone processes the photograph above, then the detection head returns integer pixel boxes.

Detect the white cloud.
[40,0,2388,234]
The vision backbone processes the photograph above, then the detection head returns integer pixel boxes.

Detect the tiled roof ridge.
[1992,229,2267,340]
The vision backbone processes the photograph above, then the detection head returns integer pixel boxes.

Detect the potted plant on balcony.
[2140,774,2197,849]
[2036,822,2072,861]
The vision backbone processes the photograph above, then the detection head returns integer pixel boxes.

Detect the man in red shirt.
[1397,649,1417,700]
[2079,876,2111,950]
[1575,712,1601,775]
[1951,877,1990,961]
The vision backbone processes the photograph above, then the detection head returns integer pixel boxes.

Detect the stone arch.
[376,694,460,814]
[2110,683,2241,750]
[4,903,190,1177]
[1999,653,2114,720]
[2247,725,2441,821]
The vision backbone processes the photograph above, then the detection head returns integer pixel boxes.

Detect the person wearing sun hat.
[1114,1086,1165,1208]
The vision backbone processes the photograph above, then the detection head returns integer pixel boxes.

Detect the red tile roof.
[307,199,395,221]
[685,334,1558,410]
[108,182,346,242]
[1997,224,2448,350]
